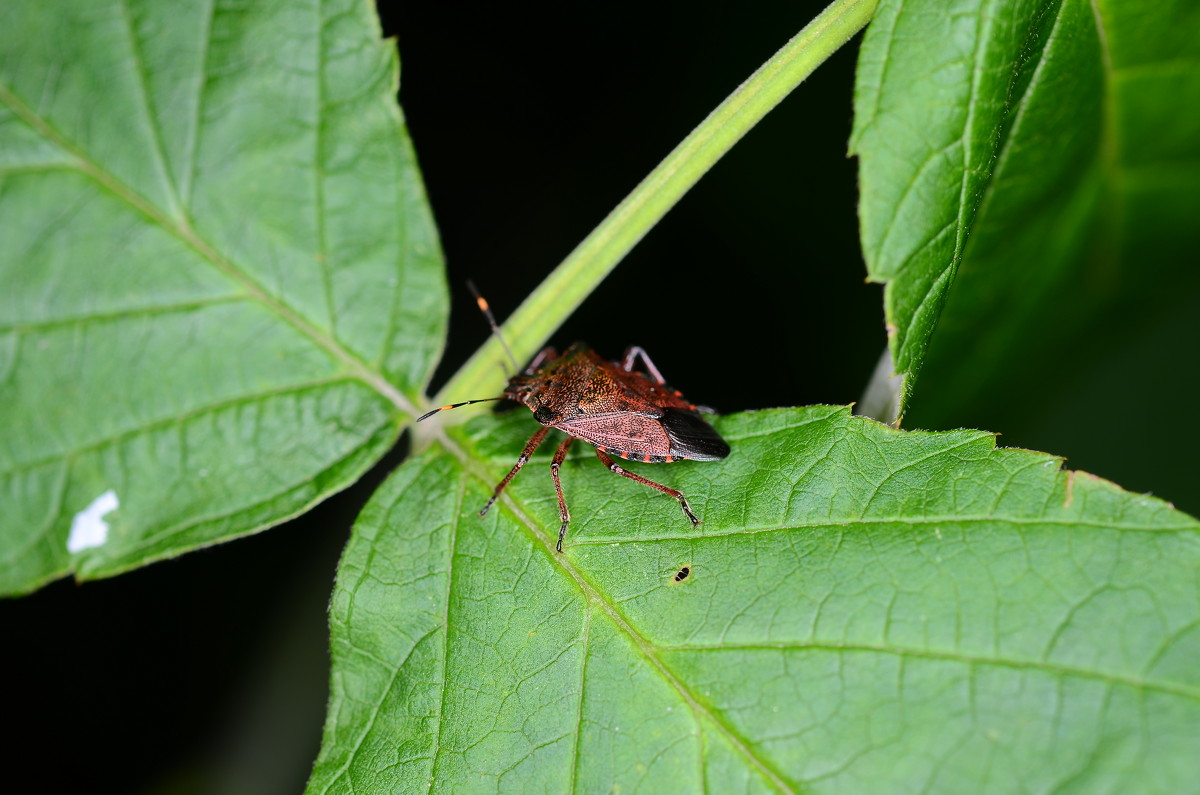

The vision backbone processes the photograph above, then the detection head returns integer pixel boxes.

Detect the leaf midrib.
[0,79,416,418]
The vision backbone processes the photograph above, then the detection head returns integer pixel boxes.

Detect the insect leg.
[550,436,575,552]
[524,346,558,375]
[480,426,551,517]
[594,449,700,527]
[619,345,666,384]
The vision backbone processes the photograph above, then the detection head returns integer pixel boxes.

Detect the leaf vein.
[566,607,592,794]
[313,0,335,338]
[0,376,376,479]
[0,76,414,416]
[569,514,1197,546]
[427,467,466,792]
[181,0,215,205]
[117,0,184,218]
[113,411,397,560]
[0,295,246,335]
[660,640,1200,702]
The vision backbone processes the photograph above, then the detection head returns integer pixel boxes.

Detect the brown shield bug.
[418,286,729,552]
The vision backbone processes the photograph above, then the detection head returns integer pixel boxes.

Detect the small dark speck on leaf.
[673,566,691,583]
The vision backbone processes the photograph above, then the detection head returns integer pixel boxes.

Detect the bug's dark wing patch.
[660,409,730,461]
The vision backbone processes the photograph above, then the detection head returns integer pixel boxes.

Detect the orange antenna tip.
[464,279,521,374]
[415,397,505,422]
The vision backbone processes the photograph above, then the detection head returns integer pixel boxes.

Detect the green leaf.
[0,0,445,594]
[850,0,1200,419]
[850,0,1025,412]
[912,0,1200,426]
[310,406,1200,792]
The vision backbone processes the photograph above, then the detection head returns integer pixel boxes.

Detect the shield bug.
[418,286,729,552]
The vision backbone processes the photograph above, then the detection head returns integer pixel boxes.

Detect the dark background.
[407,5,879,410]
[6,1,1192,793]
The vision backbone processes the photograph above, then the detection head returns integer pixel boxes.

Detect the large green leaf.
[913,0,1200,428]
[309,406,1200,792]
[850,0,1200,419]
[0,0,445,594]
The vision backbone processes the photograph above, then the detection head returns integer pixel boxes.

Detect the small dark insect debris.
[673,566,691,582]
[418,284,730,553]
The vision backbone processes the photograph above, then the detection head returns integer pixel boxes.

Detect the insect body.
[420,340,730,552]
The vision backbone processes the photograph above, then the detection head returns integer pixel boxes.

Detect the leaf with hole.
[308,406,1200,793]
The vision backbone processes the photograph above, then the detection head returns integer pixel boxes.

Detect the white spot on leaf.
[67,490,119,553]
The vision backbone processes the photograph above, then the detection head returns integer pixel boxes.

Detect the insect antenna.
[418,283,521,424]
[416,397,505,423]
[467,279,521,375]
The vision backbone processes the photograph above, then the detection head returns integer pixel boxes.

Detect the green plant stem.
[434,0,879,408]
